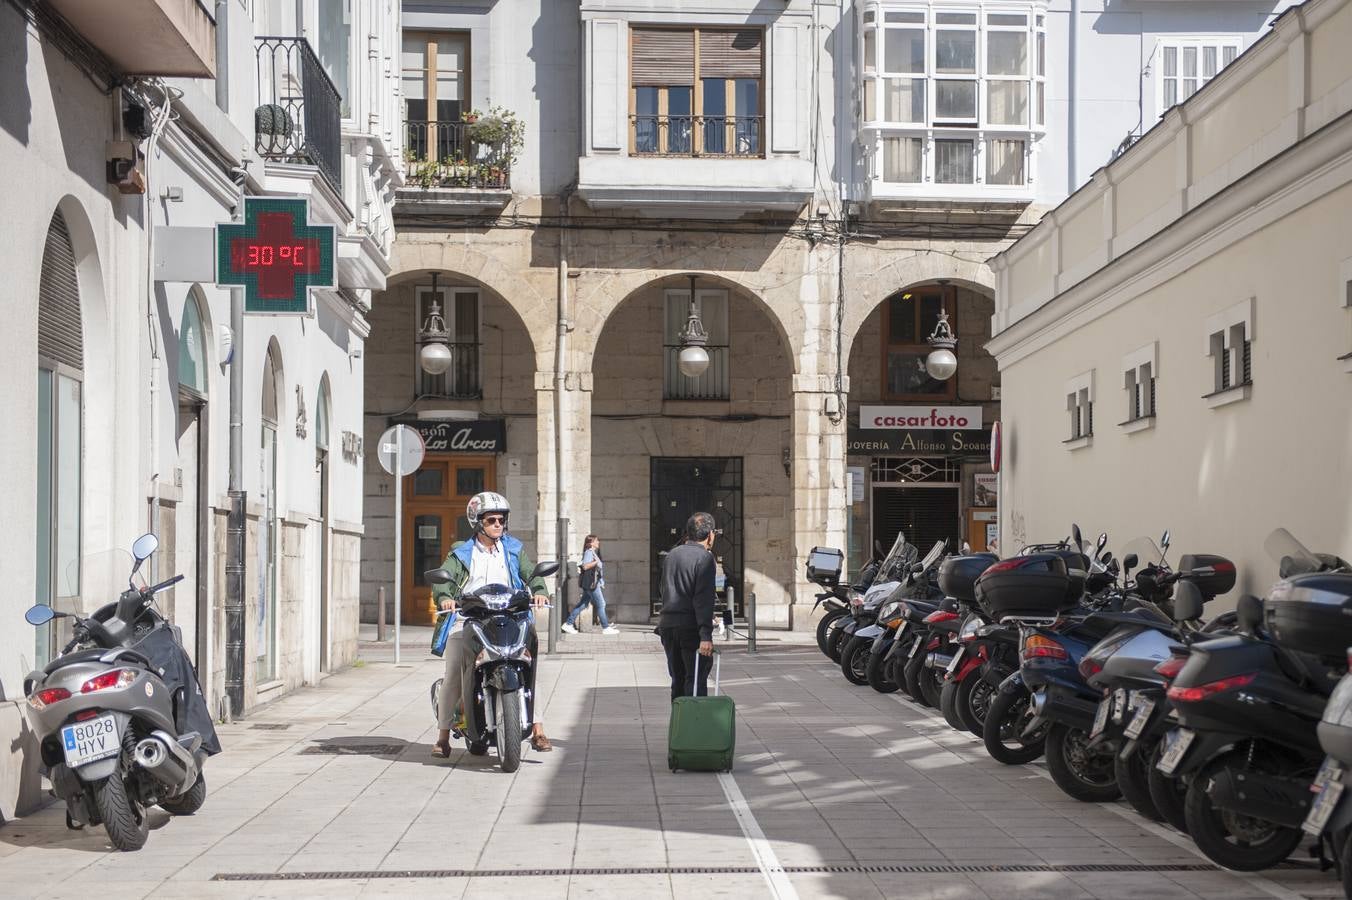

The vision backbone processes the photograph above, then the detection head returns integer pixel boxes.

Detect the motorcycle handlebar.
[147,574,185,595]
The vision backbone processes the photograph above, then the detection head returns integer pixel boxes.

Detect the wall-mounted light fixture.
[677,273,711,377]
[418,272,453,376]
[924,279,958,381]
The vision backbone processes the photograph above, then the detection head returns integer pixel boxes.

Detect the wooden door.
[403,455,495,625]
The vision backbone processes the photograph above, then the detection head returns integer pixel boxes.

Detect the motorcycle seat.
[42,648,109,675]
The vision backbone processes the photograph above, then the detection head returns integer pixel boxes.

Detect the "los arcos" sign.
[860,405,983,430]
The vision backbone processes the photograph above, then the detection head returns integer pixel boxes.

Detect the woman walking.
[561,535,620,635]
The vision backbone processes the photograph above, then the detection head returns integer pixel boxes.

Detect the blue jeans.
[566,586,610,628]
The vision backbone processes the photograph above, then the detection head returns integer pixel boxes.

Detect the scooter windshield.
[877,534,920,583]
[1264,528,1324,577]
[1121,536,1165,569]
[58,549,141,616]
[918,540,946,574]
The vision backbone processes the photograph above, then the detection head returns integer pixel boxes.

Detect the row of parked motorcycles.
[808,527,1352,892]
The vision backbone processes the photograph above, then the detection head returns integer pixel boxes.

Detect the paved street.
[0,630,1343,900]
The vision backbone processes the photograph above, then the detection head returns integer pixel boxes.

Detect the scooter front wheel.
[982,686,1046,765]
[1045,723,1121,802]
[840,636,872,686]
[816,608,848,656]
[497,690,524,773]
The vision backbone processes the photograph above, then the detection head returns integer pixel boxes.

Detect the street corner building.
[358,0,1291,634]
[986,0,1352,600]
[0,0,398,817]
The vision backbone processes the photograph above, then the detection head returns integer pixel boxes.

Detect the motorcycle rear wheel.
[497,691,524,773]
[816,608,848,656]
[1145,740,1190,833]
[1114,744,1163,822]
[1045,724,1122,802]
[94,770,149,851]
[957,673,996,738]
[982,686,1047,765]
[840,636,872,686]
[1183,751,1304,870]
[939,680,966,731]
[903,649,933,708]
[866,644,899,694]
[826,624,851,663]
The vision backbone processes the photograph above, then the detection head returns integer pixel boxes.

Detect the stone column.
[533,370,592,594]
[789,374,848,630]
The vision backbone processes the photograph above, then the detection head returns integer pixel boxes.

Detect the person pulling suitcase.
[657,512,718,700]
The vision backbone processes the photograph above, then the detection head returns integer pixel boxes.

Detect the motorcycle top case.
[1177,554,1238,599]
[938,553,998,603]
[1265,572,1352,662]
[974,553,1074,620]
[1318,672,1352,765]
[806,547,844,586]
[668,655,735,773]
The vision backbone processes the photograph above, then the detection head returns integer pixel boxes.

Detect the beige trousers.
[436,630,468,730]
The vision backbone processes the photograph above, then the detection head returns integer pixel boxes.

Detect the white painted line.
[718,771,801,900]
[888,694,1311,900]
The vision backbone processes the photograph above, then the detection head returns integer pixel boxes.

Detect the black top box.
[806,547,845,587]
[975,553,1074,621]
[1177,554,1237,600]
[939,554,998,604]
[1265,572,1352,662]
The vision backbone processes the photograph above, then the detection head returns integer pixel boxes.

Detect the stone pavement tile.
[35,882,158,900]
[460,875,569,899]
[235,881,370,900]
[868,872,989,900]
[0,881,60,900]
[964,872,1094,899]
[1065,871,1207,899]
[356,877,469,899]
[566,874,671,899]
[668,873,776,899]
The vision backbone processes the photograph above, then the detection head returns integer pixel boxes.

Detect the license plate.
[1091,697,1111,737]
[1157,728,1195,775]
[894,622,908,640]
[1124,697,1156,739]
[1313,758,1344,793]
[907,636,925,660]
[61,714,121,768]
[1303,781,1345,836]
[1112,688,1128,724]
[946,646,965,675]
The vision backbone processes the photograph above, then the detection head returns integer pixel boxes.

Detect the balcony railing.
[631,116,764,158]
[255,37,342,191]
[663,345,730,401]
[404,121,511,190]
[417,342,482,400]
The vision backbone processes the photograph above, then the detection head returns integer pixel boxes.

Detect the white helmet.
[466,491,511,530]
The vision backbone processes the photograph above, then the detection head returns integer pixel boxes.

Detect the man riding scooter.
[431,491,553,757]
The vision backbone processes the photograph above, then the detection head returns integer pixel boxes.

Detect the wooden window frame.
[879,284,959,402]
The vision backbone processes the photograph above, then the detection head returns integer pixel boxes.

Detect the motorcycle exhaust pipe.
[1205,766,1312,829]
[924,652,953,671]
[133,731,197,794]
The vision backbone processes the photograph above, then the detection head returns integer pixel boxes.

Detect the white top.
[464,537,512,594]
[581,548,604,587]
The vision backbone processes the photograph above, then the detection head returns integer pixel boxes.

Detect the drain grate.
[215,863,1221,881]
[250,723,292,731]
[298,740,407,756]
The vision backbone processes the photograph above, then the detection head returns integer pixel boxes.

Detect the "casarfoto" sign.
[860,405,983,430]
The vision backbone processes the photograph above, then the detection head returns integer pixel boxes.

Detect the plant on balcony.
[462,105,525,170]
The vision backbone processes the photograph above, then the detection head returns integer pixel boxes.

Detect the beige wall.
[997,181,1352,603]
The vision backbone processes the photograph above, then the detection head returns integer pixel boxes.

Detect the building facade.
[362,0,1292,629]
[0,0,398,818]
[987,0,1352,599]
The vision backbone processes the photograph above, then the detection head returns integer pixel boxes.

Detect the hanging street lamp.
[677,273,711,378]
[924,280,958,381]
[418,272,453,376]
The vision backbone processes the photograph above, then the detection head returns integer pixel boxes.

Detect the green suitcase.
[668,651,735,772]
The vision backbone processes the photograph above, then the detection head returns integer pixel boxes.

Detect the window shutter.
[631,29,694,85]
[38,211,83,372]
[699,29,763,79]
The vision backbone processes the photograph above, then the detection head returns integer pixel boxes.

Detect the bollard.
[725,587,736,641]
[377,586,387,642]
[748,591,757,654]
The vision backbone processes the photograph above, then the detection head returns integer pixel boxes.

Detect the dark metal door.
[872,486,960,558]
[650,458,742,617]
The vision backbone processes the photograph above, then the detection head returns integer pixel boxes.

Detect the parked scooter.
[425,561,559,772]
[808,546,883,657]
[21,534,219,851]
[829,534,919,665]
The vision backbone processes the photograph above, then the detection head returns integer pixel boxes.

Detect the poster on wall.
[974,473,997,507]
[986,523,999,553]
[847,466,865,503]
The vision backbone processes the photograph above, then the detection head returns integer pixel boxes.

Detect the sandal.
[431,739,452,758]
[529,732,553,752]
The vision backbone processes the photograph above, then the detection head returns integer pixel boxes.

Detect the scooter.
[22,533,218,851]
[425,561,559,773]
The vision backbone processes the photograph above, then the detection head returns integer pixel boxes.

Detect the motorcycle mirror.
[532,560,561,578]
[1100,551,1113,566]
[1236,593,1263,633]
[24,605,58,626]
[1072,524,1084,552]
[131,533,159,562]
[1096,532,1108,553]
[423,568,454,585]
[1173,581,1205,623]
[1160,530,1171,553]
[874,540,885,558]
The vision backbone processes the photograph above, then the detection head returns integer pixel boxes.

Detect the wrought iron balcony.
[418,342,482,400]
[631,115,764,158]
[403,121,511,191]
[254,37,342,192]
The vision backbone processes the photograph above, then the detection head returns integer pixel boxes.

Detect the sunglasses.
[482,515,506,525]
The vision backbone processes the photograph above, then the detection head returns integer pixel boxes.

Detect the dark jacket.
[658,542,717,641]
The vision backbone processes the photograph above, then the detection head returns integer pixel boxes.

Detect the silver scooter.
[22,533,215,850]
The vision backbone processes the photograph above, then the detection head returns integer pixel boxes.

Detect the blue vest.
[452,533,527,592]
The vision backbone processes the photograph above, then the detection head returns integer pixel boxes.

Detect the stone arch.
[841,251,995,355]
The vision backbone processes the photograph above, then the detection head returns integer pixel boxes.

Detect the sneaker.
[560,622,577,634]
[602,626,621,635]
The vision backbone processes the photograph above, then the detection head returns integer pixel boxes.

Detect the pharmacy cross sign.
[215,197,335,314]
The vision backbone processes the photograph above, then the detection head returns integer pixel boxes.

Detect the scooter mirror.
[1160,530,1171,553]
[532,561,561,578]
[25,605,58,626]
[1100,551,1113,566]
[423,568,454,585]
[1072,524,1084,552]
[1096,532,1108,553]
[1236,593,1263,633]
[131,533,159,562]
[1173,581,1205,623]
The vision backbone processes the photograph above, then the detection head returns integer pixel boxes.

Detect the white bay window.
[863,3,1045,196]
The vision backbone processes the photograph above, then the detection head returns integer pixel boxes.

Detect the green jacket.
[430,534,551,603]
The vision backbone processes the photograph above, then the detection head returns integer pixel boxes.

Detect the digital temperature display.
[216,198,335,315]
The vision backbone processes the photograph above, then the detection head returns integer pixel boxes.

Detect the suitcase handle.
[693,648,720,696]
